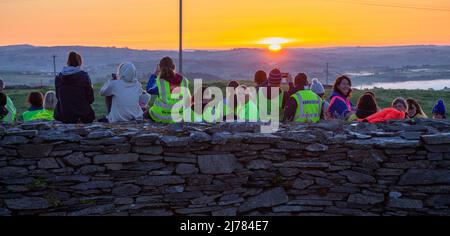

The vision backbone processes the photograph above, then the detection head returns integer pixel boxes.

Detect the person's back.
[100,63,144,122]
[54,52,95,124]
[0,78,16,122]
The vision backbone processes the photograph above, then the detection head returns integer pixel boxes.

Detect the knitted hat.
[310,78,325,95]
[268,69,282,86]
[432,99,446,117]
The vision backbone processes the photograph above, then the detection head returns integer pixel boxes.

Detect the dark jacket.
[54,68,95,123]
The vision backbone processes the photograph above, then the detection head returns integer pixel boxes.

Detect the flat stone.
[399,169,450,185]
[425,145,450,153]
[112,184,141,196]
[81,137,127,146]
[137,176,185,186]
[281,132,317,143]
[132,146,163,155]
[422,133,450,145]
[175,164,198,175]
[86,130,114,139]
[339,170,376,184]
[37,132,82,142]
[63,152,91,166]
[68,204,115,216]
[17,144,53,158]
[160,136,190,147]
[348,193,385,205]
[189,131,212,142]
[72,181,114,190]
[239,187,289,213]
[5,197,50,210]
[247,160,272,170]
[1,135,28,145]
[212,208,237,216]
[400,132,423,140]
[198,154,237,174]
[6,130,38,137]
[292,179,314,190]
[305,143,329,152]
[79,165,106,174]
[426,195,450,207]
[387,199,423,209]
[38,158,60,169]
[0,167,28,178]
[131,133,160,145]
[242,133,282,144]
[93,153,139,164]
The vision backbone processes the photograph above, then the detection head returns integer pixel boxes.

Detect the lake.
[359,79,450,90]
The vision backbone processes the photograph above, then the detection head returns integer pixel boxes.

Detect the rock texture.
[1,119,450,216]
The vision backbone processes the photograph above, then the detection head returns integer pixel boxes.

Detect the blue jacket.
[146,74,159,95]
[329,91,352,119]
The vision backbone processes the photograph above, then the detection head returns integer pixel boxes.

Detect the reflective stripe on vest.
[328,95,352,113]
[236,101,258,122]
[203,102,224,123]
[293,90,322,123]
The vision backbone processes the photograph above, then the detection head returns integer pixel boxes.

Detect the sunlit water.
[359,79,450,90]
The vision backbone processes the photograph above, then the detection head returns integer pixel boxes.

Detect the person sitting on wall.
[348,92,380,122]
[0,92,11,123]
[31,91,58,121]
[432,99,447,120]
[283,73,323,123]
[328,75,354,120]
[0,78,17,122]
[358,97,408,124]
[310,78,331,120]
[22,91,45,122]
[99,62,145,123]
[407,98,428,119]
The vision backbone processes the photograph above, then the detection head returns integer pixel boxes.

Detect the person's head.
[268,69,282,87]
[392,97,408,113]
[27,91,44,108]
[310,78,325,98]
[406,98,426,118]
[67,51,82,67]
[356,92,379,119]
[254,70,267,86]
[432,99,446,119]
[333,75,352,98]
[0,77,4,93]
[294,73,309,90]
[227,80,240,89]
[117,62,137,82]
[159,57,176,79]
[43,91,57,111]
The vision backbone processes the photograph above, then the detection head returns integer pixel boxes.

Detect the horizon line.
[2,43,450,52]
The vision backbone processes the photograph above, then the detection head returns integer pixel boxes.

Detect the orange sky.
[0,0,450,50]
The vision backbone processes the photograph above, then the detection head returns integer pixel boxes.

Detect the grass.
[5,80,450,121]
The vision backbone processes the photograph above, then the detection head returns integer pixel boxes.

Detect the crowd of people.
[0,51,448,125]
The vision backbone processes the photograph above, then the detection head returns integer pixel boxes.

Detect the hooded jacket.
[328,91,352,119]
[54,66,95,123]
[358,108,406,124]
[100,63,144,123]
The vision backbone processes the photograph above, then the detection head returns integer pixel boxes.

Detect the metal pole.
[179,0,183,74]
[53,55,57,77]
[326,62,329,86]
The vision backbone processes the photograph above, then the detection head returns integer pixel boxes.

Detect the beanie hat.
[117,62,137,83]
[310,78,325,95]
[432,99,446,117]
[254,70,267,86]
[268,69,282,87]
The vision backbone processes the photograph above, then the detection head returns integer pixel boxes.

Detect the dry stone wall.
[1,119,450,216]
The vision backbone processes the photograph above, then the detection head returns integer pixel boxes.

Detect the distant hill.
[1,44,450,85]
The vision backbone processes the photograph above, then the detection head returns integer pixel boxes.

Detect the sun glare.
[259,37,291,52]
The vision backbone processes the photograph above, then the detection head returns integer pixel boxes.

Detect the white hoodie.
[100,63,144,123]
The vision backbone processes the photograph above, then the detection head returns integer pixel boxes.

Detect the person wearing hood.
[54,52,95,124]
[149,57,191,123]
[328,75,354,119]
[310,78,331,120]
[432,99,447,119]
[99,62,145,123]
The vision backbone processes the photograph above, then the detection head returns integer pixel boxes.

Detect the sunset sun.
[259,37,291,52]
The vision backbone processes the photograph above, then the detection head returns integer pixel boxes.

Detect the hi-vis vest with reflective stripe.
[5,96,16,122]
[149,77,191,123]
[23,109,54,122]
[291,90,322,123]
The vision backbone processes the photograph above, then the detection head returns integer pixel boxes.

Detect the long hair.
[0,92,8,120]
[407,98,427,118]
[44,91,58,110]
[356,92,379,119]
[332,75,352,98]
[159,57,176,79]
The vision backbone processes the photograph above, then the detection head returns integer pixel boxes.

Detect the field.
[4,80,450,121]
